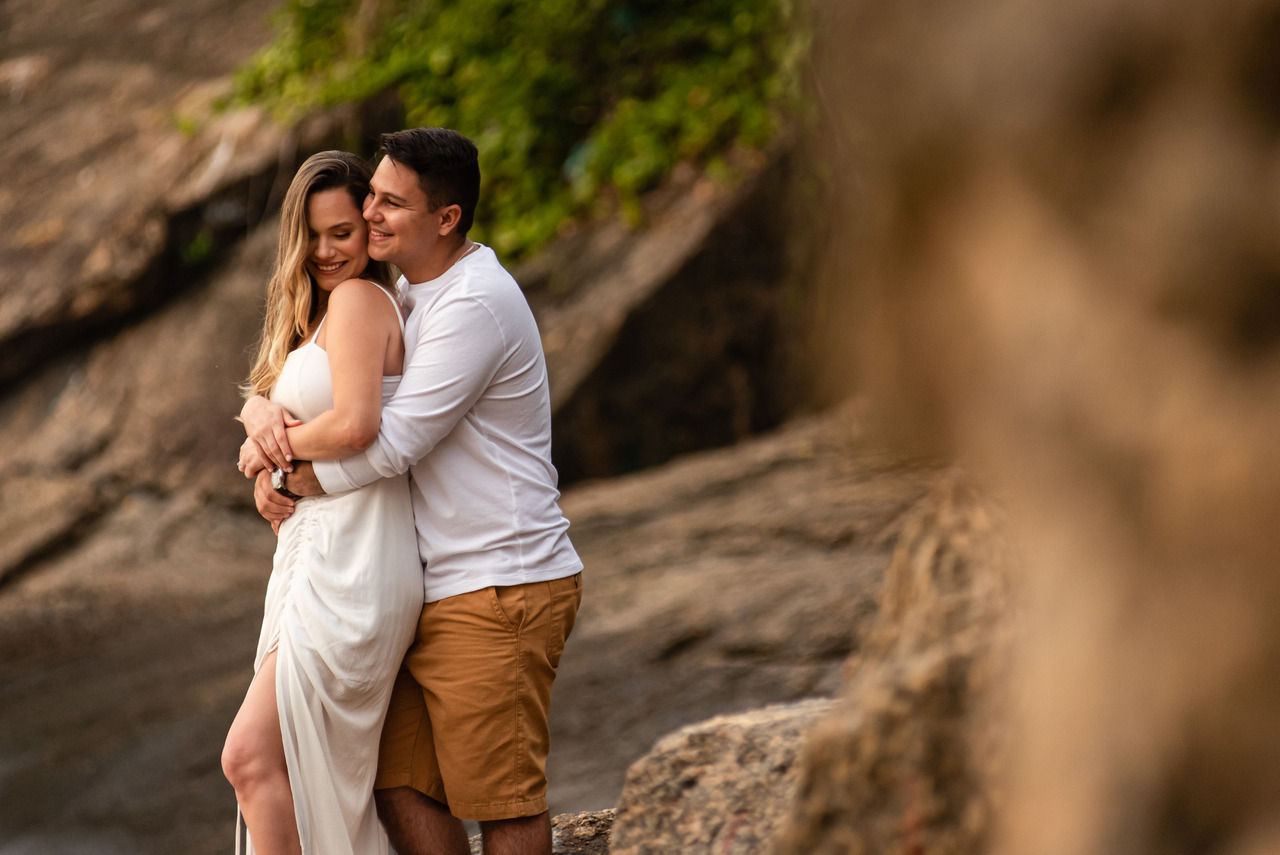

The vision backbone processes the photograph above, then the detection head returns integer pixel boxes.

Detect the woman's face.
[305,187,370,292]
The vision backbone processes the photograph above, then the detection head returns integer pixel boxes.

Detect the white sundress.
[237,287,423,855]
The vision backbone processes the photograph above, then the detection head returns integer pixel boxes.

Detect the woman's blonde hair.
[244,150,393,398]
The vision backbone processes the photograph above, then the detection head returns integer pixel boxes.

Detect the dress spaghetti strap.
[370,282,406,334]
[308,313,327,344]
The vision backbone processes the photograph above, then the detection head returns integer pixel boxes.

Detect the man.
[246,127,583,855]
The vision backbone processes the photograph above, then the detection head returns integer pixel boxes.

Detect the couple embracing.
[223,127,583,855]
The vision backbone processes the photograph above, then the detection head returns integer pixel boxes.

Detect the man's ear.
[437,204,464,236]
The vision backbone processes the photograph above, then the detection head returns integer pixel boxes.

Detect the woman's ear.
[437,204,463,236]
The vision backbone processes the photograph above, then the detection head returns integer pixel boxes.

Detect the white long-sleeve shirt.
[314,245,581,602]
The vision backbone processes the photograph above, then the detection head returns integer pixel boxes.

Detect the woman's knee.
[222,724,280,793]
[222,729,254,791]
[224,654,284,793]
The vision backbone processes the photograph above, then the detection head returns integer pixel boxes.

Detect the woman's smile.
[306,188,371,291]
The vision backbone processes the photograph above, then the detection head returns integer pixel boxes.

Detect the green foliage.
[233,0,803,259]
[180,229,216,268]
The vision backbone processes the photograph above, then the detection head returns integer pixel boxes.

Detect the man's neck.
[403,237,474,285]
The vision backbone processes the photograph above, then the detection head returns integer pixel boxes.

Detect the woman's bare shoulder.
[328,279,401,323]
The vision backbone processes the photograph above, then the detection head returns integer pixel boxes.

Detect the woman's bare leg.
[222,650,302,855]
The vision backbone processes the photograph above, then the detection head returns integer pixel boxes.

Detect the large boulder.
[609,699,833,855]
[588,471,1010,855]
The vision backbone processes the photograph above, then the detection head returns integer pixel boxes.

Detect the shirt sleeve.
[314,295,506,493]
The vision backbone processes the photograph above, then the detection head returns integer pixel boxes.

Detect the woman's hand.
[241,396,302,472]
[238,437,271,478]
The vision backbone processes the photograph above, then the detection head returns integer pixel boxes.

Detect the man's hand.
[254,468,295,526]
[252,462,325,531]
[241,396,301,472]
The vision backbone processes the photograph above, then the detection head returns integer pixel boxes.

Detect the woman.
[222,151,422,855]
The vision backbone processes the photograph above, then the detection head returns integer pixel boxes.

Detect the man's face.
[363,156,442,281]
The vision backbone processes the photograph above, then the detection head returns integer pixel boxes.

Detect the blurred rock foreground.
[796,0,1280,852]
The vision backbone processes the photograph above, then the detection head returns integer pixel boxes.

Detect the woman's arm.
[283,280,398,461]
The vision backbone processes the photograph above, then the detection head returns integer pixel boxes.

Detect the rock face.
[0,221,269,589]
[0,146,799,589]
[526,147,805,483]
[0,0,416,392]
[609,699,833,855]
[0,0,273,388]
[595,472,1009,855]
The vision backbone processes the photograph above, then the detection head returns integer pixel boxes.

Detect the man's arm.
[314,297,506,493]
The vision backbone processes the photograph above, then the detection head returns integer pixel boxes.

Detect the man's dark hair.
[379,128,481,236]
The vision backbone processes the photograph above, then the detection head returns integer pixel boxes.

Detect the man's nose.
[364,198,381,221]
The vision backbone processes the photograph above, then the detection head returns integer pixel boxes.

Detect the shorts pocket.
[490,584,528,634]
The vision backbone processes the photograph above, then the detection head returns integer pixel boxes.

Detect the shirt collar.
[399,244,488,312]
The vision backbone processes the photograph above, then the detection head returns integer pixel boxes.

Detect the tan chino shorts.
[375,572,582,821]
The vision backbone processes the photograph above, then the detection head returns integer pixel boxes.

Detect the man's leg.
[480,812,551,855]
[386,573,582,854]
[413,574,580,852]
[374,668,466,854]
[375,787,469,855]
